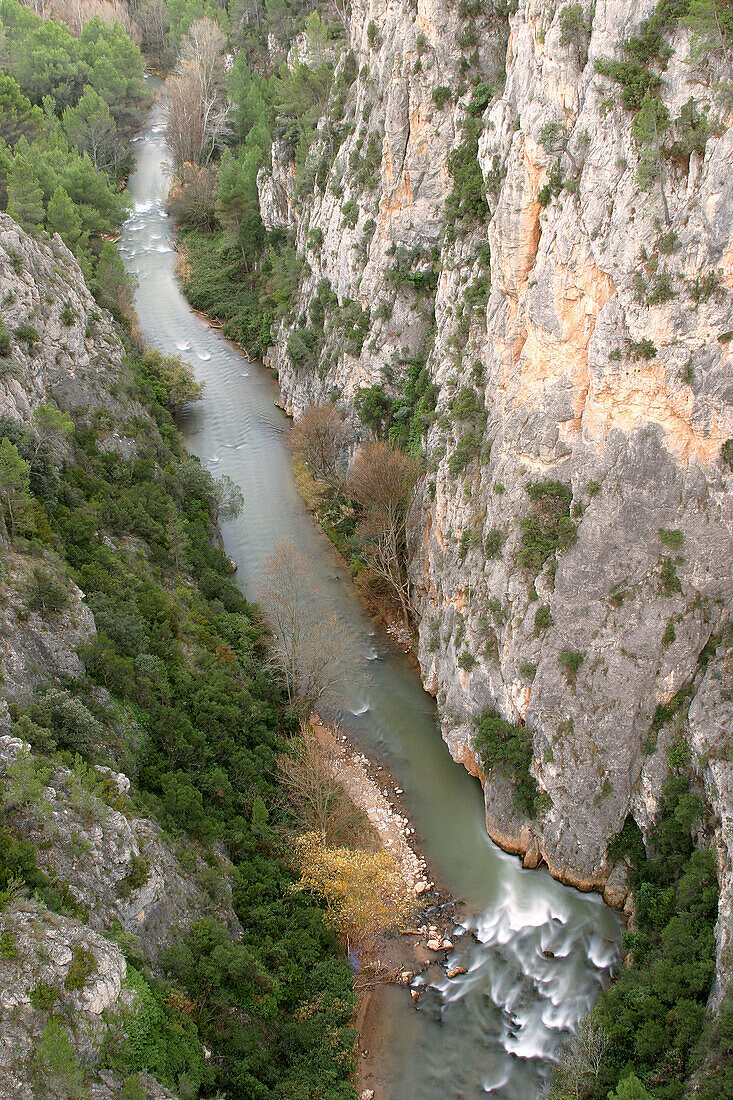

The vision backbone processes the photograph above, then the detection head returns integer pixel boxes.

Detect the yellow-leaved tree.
[294,833,414,951]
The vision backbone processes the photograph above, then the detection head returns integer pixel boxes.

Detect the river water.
[120,91,622,1099]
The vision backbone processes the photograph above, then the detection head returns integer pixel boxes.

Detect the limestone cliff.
[259,0,733,987]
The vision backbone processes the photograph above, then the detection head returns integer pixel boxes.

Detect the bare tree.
[136,0,168,65]
[278,722,374,847]
[51,0,137,35]
[179,17,226,100]
[165,18,230,170]
[259,539,357,714]
[347,442,421,627]
[554,1017,610,1100]
[290,403,347,489]
[332,0,350,34]
[167,162,218,229]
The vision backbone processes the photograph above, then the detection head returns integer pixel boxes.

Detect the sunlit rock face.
[258,0,733,988]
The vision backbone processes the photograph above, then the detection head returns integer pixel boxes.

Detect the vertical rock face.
[260,0,732,975]
[0,214,124,422]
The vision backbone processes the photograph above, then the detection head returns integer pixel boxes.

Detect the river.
[119,89,622,1100]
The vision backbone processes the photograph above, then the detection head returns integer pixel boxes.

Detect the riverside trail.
[119,87,622,1100]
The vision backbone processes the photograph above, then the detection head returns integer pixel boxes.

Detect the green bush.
[432,86,452,109]
[517,480,576,578]
[534,604,552,635]
[341,198,359,228]
[659,527,684,549]
[25,565,70,619]
[660,555,682,595]
[472,707,540,816]
[354,384,393,435]
[448,428,482,477]
[445,120,489,238]
[457,527,481,562]
[595,57,660,112]
[484,528,502,558]
[558,648,584,683]
[0,929,18,958]
[116,856,150,899]
[0,319,11,358]
[722,438,733,469]
[30,980,60,1010]
[662,618,676,647]
[627,336,657,360]
[689,270,722,305]
[14,324,39,347]
[65,945,97,990]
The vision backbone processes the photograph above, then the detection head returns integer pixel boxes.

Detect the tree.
[683,0,732,65]
[91,241,135,320]
[26,565,70,619]
[6,154,44,231]
[216,146,266,254]
[0,74,42,147]
[136,0,169,67]
[354,384,392,437]
[165,17,230,169]
[559,4,590,68]
[31,403,74,469]
[294,832,414,951]
[290,403,347,489]
[259,539,357,714]
[138,347,205,410]
[46,185,83,250]
[632,92,671,222]
[608,1075,653,1100]
[347,442,421,626]
[212,474,243,520]
[553,1017,610,1099]
[32,1017,87,1100]
[279,722,373,847]
[167,162,218,230]
[63,86,121,173]
[0,438,32,541]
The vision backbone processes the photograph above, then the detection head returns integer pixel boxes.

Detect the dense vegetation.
[589,774,721,1099]
[0,0,149,312]
[0,350,358,1098]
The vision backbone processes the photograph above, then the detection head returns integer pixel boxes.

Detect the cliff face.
[260,0,733,960]
[0,215,124,422]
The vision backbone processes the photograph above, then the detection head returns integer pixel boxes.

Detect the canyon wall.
[259,0,733,976]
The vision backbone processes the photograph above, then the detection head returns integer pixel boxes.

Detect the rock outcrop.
[259,0,733,992]
[0,214,124,422]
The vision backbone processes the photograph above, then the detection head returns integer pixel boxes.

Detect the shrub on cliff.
[472,707,540,816]
[517,479,576,581]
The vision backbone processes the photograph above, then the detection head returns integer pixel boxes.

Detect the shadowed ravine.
[120,87,622,1100]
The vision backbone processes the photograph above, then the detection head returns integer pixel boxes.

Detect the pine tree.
[6,155,44,231]
[46,185,82,249]
[684,0,731,65]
